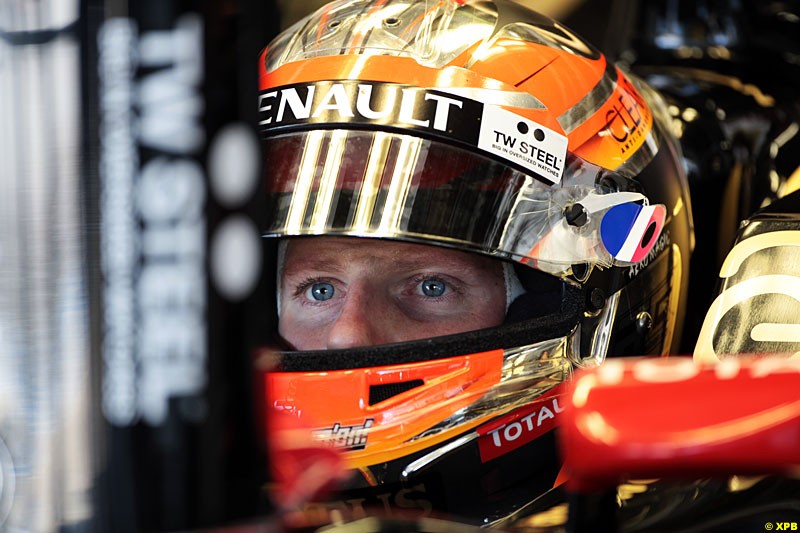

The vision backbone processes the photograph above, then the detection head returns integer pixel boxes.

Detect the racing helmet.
[258,0,693,526]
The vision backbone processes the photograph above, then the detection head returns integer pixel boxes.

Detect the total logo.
[477,388,564,462]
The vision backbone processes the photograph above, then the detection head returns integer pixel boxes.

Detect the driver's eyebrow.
[289,255,480,277]
[389,258,483,276]
[283,257,346,275]
[390,248,502,276]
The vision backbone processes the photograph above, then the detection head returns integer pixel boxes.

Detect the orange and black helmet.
[258,0,693,526]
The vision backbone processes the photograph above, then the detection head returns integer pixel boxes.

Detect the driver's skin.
[278,237,508,350]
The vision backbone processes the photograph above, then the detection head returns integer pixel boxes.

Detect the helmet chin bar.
[404,330,578,447]
[398,331,579,480]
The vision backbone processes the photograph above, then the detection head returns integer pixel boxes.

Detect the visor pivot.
[564,203,589,227]
[636,311,653,333]
[588,288,606,312]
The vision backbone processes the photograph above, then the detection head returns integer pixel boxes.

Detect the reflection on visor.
[263,130,665,272]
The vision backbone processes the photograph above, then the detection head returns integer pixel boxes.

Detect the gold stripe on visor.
[310,129,349,232]
[285,130,325,233]
[353,131,392,230]
[378,135,424,234]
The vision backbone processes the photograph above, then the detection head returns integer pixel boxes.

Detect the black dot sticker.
[640,221,657,248]
[533,129,545,142]
[517,122,529,134]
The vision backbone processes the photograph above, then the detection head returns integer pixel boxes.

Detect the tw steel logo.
[695,230,800,361]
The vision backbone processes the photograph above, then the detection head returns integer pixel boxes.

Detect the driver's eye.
[420,279,447,297]
[307,281,335,301]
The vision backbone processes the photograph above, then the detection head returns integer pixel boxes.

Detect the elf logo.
[606,76,650,155]
[259,82,465,133]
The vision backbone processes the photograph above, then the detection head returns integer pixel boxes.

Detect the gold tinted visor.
[264,130,651,271]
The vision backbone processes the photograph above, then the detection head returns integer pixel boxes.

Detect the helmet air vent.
[369,379,424,405]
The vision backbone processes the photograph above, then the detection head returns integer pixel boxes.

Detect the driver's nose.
[325,282,390,350]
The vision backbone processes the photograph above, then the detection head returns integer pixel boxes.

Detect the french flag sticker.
[600,203,666,263]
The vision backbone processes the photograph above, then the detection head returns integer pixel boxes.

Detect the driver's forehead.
[282,237,501,277]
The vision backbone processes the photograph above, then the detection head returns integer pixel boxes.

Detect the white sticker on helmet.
[478,106,568,184]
